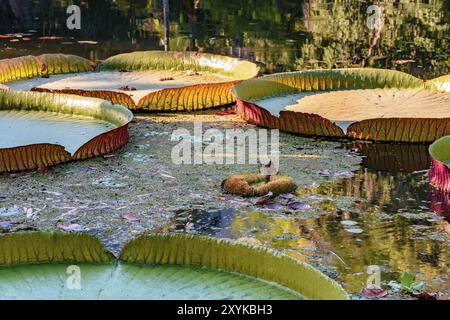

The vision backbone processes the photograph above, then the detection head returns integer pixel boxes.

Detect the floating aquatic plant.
[429,136,450,193]
[0,232,348,300]
[6,51,259,111]
[0,54,94,83]
[426,74,450,93]
[222,174,297,197]
[388,272,424,294]
[0,90,133,173]
[232,69,450,143]
[0,232,115,265]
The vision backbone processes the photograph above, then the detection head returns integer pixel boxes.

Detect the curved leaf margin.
[429,136,450,192]
[0,232,115,265]
[0,54,93,84]
[0,90,133,172]
[120,233,349,300]
[233,69,450,143]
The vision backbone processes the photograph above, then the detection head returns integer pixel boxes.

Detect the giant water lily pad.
[0,90,133,173]
[232,69,450,143]
[6,51,259,111]
[429,136,450,193]
[0,54,94,83]
[0,232,349,300]
[0,264,302,300]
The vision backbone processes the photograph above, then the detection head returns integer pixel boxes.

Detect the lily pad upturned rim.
[0,90,133,173]
[98,50,260,80]
[6,51,260,111]
[222,174,297,197]
[0,53,94,84]
[429,136,450,167]
[0,232,349,300]
[232,68,450,143]
[429,136,450,193]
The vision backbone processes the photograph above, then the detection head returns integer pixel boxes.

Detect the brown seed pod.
[222,174,297,197]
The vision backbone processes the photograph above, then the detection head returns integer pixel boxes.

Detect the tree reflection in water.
[0,0,448,77]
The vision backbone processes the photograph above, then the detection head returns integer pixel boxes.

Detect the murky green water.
[168,143,449,298]
[1,0,448,78]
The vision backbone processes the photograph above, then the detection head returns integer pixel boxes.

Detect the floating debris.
[340,220,358,226]
[345,228,364,234]
[57,223,83,232]
[0,207,21,217]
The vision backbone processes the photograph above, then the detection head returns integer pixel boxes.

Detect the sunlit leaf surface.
[233,69,450,142]
[0,263,303,300]
[0,110,115,154]
[0,232,348,300]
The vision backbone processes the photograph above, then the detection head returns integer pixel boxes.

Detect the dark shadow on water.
[171,208,235,238]
[344,142,431,173]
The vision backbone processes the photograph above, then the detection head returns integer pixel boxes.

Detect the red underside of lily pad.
[236,99,345,138]
[430,187,450,221]
[236,98,450,143]
[0,124,130,173]
[233,69,450,143]
[73,123,130,160]
[429,159,450,193]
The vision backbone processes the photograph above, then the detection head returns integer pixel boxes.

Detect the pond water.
[0,0,448,78]
[0,0,448,298]
[167,143,449,298]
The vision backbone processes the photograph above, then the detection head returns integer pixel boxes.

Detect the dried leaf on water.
[122,214,140,222]
[255,192,274,206]
[412,291,439,300]
[360,286,388,299]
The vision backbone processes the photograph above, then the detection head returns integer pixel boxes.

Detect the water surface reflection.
[169,143,449,297]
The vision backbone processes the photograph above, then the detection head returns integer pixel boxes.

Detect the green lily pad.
[233,69,450,143]
[4,51,260,111]
[0,110,116,154]
[429,136,450,167]
[0,90,133,173]
[0,263,302,300]
[0,232,349,300]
